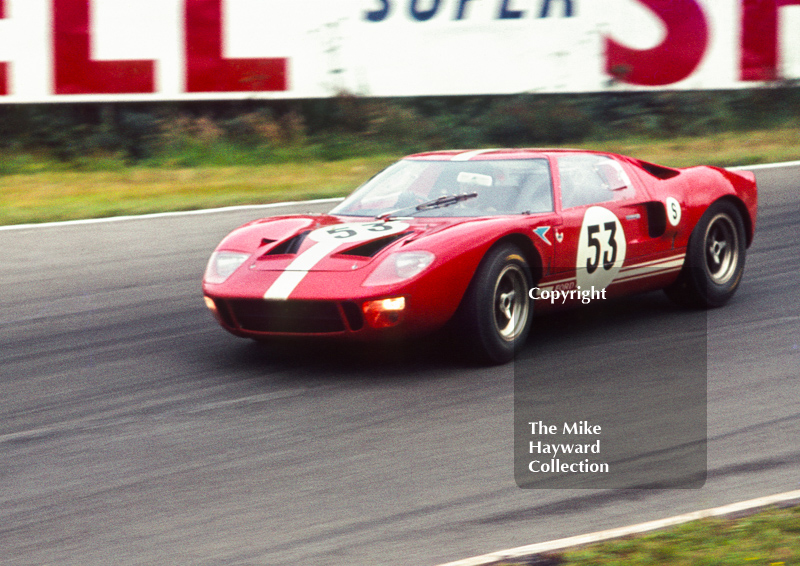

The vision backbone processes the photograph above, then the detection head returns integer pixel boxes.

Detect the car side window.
[558,155,634,209]
[470,159,553,214]
[512,161,553,213]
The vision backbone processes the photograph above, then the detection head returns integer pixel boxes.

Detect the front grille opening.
[341,301,364,331]
[228,299,346,333]
[213,298,237,328]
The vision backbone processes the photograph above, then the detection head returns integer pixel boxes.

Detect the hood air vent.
[339,233,407,258]
[265,230,310,256]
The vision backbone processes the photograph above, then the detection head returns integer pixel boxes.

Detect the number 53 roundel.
[576,206,627,291]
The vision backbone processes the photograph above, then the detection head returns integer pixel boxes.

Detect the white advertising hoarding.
[0,0,797,102]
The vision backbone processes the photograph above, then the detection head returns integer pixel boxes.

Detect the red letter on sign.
[604,0,709,86]
[741,0,800,81]
[0,0,7,95]
[185,0,287,92]
[53,0,154,94]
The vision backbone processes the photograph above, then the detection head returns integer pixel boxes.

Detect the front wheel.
[459,244,533,364]
[665,200,746,308]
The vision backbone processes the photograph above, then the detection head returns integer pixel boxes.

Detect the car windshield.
[330,158,554,218]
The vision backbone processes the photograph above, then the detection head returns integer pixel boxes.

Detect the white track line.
[728,159,800,171]
[0,197,344,232]
[436,489,800,566]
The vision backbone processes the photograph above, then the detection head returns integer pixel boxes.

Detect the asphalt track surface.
[1,166,797,566]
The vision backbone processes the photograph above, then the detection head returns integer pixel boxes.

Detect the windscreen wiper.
[376,192,478,220]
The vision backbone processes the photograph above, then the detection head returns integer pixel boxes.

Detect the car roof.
[404,148,616,161]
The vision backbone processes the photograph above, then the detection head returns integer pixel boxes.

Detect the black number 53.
[586,222,618,274]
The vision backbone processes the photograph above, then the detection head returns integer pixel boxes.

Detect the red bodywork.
[202,149,757,341]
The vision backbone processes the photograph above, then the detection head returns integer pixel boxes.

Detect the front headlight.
[204,251,250,284]
[363,251,435,287]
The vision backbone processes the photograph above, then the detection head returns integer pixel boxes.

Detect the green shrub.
[1,89,800,173]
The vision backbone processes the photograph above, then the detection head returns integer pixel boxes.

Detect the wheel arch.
[716,195,754,247]
[453,235,538,364]
[665,197,748,308]
[450,232,542,327]
[452,232,544,319]
[488,233,544,285]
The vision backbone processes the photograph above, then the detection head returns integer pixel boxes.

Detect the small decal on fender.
[666,197,681,226]
[533,226,552,245]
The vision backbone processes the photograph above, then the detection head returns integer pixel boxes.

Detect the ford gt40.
[203,149,757,364]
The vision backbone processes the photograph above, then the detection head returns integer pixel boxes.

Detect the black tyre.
[460,244,533,364]
[665,200,746,308]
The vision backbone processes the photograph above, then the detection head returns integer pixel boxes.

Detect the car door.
[550,153,656,295]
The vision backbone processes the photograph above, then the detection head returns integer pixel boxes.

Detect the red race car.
[203,149,757,364]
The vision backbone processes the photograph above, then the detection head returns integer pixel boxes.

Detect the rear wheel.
[460,244,533,364]
[665,200,746,308]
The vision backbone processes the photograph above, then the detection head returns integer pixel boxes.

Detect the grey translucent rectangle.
[514,296,707,489]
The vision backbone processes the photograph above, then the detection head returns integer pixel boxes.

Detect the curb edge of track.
[435,489,800,566]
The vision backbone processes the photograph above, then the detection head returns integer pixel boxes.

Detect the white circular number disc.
[666,197,681,226]
[308,221,409,243]
[576,206,627,291]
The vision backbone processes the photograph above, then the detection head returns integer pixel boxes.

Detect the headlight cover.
[204,251,250,284]
[363,251,435,287]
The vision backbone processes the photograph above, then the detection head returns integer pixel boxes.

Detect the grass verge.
[0,156,397,226]
[500,505,800,566]
[2,127,799,226]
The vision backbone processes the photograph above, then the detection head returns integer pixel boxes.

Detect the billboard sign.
[0,0,798,102]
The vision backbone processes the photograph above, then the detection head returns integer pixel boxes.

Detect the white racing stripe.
[263,240,342,300]
[262,221,410,300]
[618,254,685,272]
[614,258,685,284]
[618,267,683,282]
[538,255,685,292]
[614,267,683,285]
[451,149,498,161]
